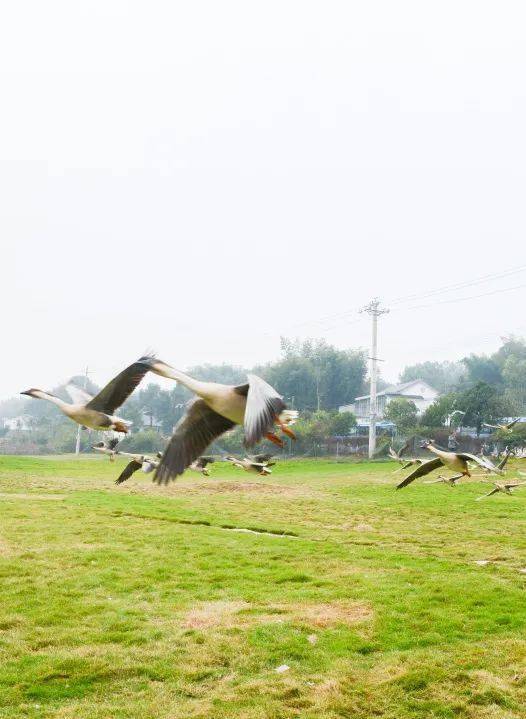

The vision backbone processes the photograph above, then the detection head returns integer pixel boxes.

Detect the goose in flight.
[92,437,120,461]
[482,418,520,433]
[424,473,464,486]
[248,453,276,466]
[397,440,503,489]
[225,456,272,476]
[388,441,410,464]
[21,356,152,433]
[115,451,160,484]
[476,479,526,500]
[189,456,216,476]
[140,358,298,483]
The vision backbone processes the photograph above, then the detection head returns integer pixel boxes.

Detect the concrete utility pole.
[360,299,389,459]
[75,366,89,456]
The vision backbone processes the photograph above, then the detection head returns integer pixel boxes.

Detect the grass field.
[1,455,526,718]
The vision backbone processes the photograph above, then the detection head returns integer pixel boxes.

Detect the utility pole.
[75,366,89,456]
[360,299,389,459]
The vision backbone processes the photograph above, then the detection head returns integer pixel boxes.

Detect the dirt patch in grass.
[128,480,304,496]
[183,601,251,629]
[0,535,13,557]
[293,601,373,627]
[180,600,373,630]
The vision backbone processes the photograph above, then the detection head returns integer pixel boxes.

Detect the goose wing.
[115,460,142,484]
[398,440,411,457]
[65,383,93,405]
[86,356,152,414]
[458,453,502,473]
[108,437,120,451]
[476,488,500,500]
[396,457,443,489]
[497,449,511,470]
[240,374,286,447]
[155,400,235,484]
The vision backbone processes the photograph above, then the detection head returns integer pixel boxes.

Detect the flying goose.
[140,358,298,483]
[424,473,464,486]
[92,437,120,461]
[248,453,276,466]
[224,456,272,476]
[482,418,520,433]
[397,440,503,489]
[115,451,160,484]
[189,456,216,476]
[476,479,526,500]
[21,356,152,433]
[388,441,410,464]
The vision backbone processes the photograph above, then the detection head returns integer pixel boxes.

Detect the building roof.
[354,379,437,402]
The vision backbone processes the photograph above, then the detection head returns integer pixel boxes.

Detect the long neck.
[428,444,450,459]
[158,366,213,397]
[33,391,69,409]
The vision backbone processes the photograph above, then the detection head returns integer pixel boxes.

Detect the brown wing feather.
[243,374,286,447]
[154,400,235,484]
[115,460,142,484]
[86,356,152,414]
[396,457,444,489]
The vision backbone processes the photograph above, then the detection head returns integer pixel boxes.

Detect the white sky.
[2,0,526,398]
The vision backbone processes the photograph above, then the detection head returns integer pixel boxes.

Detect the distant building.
[339,379,439,426]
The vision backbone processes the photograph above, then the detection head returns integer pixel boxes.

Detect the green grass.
[1,455,526,718]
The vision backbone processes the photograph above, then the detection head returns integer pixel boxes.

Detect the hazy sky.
[2,1,526,399]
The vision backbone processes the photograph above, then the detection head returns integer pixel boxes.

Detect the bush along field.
[1,455,526,718]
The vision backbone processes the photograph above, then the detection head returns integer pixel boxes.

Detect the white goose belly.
[206,390,246,425]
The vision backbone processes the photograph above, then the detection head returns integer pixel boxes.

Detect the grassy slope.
[1,455,526,718]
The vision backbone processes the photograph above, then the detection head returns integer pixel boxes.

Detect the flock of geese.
[21,355,296,484]
[21,354,524,499]
[391,439,526,500]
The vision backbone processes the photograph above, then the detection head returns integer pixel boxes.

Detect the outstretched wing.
[86,356,153,414]
[476,488,500,500]
[396,457,443,489]
[506,418,520,430]
[398,440,411,457]
[155,400,235,484]
[251,453,274,464]
[242,374,286,447]
[65,383,93,405]
[115,460,142,484]
[458,453,502,474]
[497,449,511,470]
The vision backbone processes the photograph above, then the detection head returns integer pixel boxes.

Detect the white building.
[339,379,439,425]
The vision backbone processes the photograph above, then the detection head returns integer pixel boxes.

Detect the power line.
[387,264,526,307]
[390,281,526,313]
[268,263,526,337]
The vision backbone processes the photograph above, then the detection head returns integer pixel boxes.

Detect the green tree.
[329,411,357,436]
[462,355,502,387]
[260,338,366,411]
[457,381,509,435]
[400,361,464,394]
[384,398,418,432]
[420,393,461,428]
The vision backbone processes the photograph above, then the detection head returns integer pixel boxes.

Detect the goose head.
[420,439,432,449]
[21,388,50,400]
